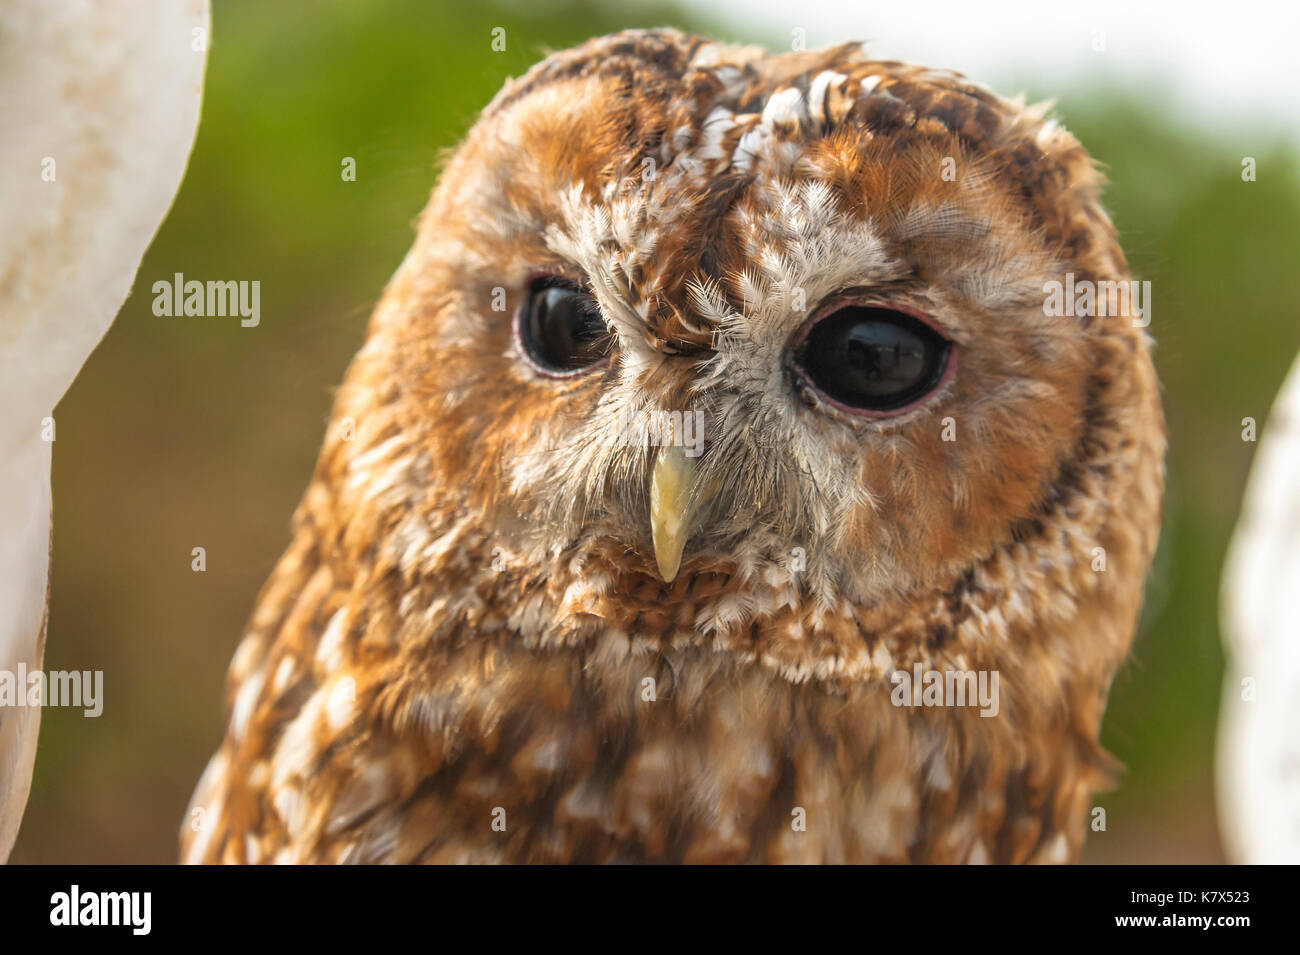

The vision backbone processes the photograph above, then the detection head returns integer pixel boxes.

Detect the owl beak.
[649,444,706,582]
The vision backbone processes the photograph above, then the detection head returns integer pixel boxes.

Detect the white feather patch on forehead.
[652,68,866,195]
[760,86,808,128]
[696,105,740,161]
[807,70,847,135]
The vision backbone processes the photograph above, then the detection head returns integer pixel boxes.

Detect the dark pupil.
[797,306,949,410]
[525,284,607,373]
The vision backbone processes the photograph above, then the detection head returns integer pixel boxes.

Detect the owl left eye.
[791,304,953,414]
[516,277,611,376]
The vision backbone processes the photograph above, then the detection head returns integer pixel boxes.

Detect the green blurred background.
[12,0,1299,862]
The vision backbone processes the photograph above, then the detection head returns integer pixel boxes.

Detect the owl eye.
[516,277,611,376]
[792,305,952,414]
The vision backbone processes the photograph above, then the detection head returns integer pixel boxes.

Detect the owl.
[181,29,1165,864]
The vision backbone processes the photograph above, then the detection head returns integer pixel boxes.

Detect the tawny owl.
[182,29,1165,864]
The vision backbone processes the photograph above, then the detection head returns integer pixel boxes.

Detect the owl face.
[358,31,1138,597]
[183,29,1167,864]
[327,28,1161,688]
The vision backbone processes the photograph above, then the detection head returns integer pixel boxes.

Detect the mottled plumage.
[182,29,1164,864]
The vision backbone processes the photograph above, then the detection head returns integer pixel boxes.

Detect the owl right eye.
[515,277,611,377]
[790,302,953,416]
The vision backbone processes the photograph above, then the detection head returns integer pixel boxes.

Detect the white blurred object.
[0,0,208,861]
[1218,352,1300,863]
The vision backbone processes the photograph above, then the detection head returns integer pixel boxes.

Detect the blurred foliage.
[13,0,1299,862]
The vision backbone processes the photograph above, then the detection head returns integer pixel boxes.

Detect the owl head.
[318,29,1163,703]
